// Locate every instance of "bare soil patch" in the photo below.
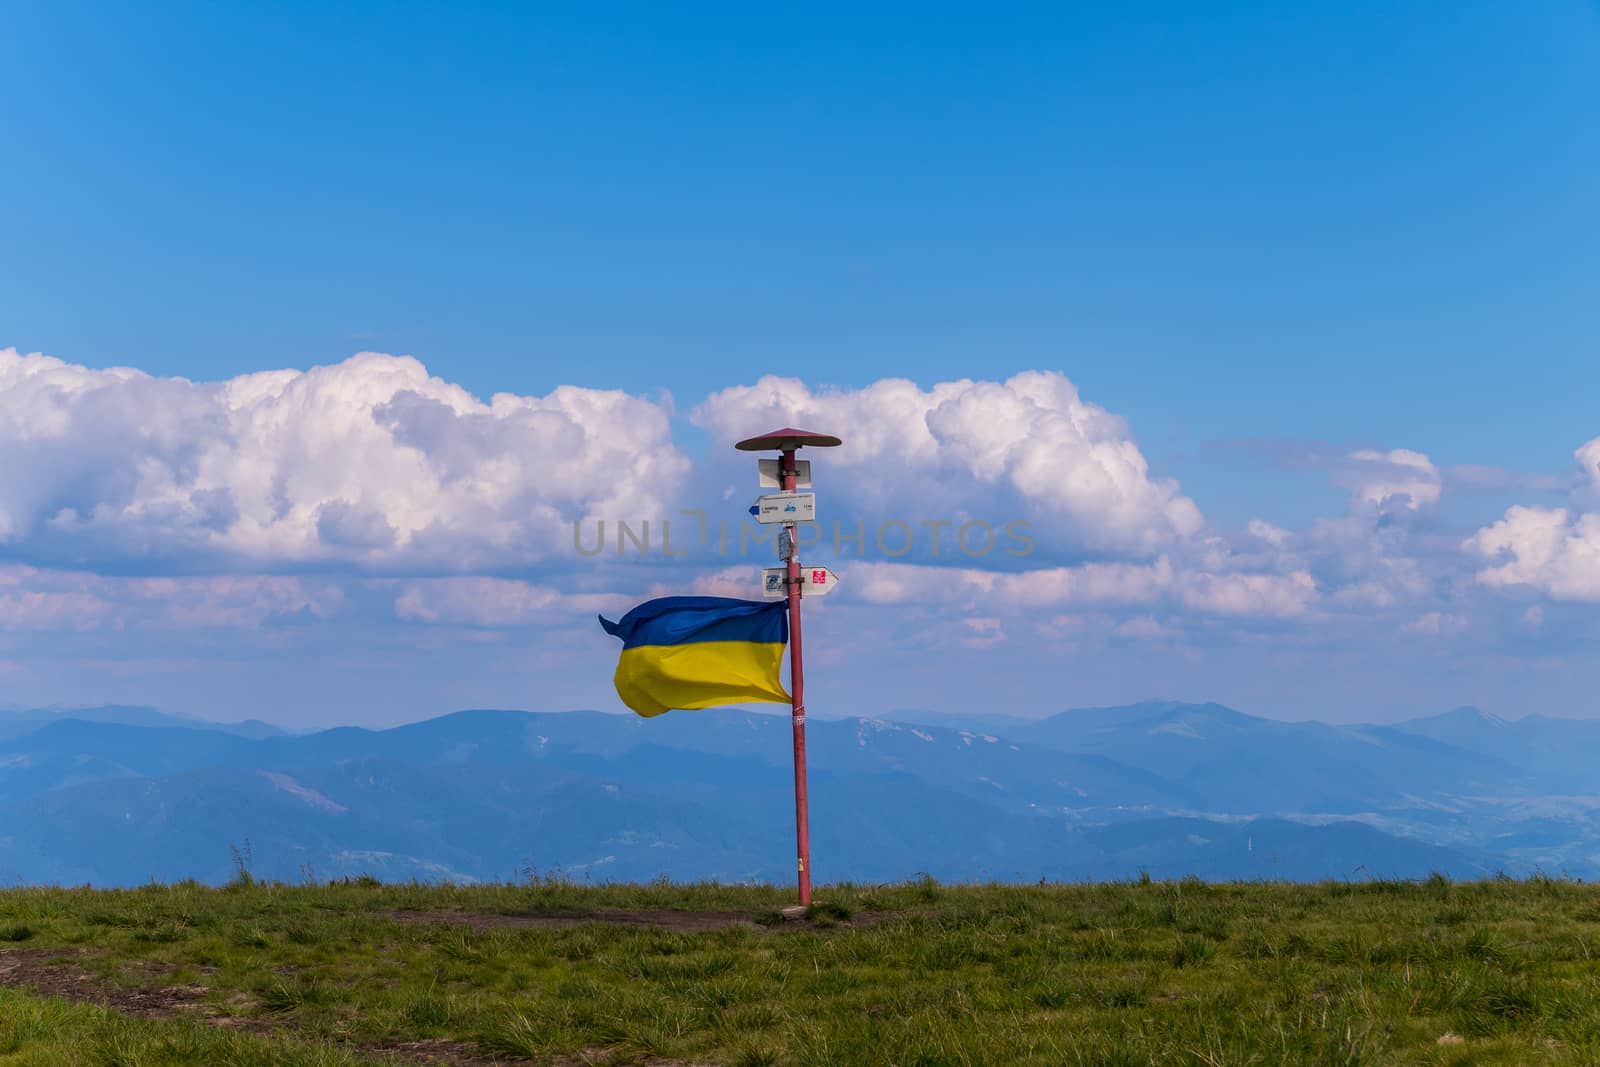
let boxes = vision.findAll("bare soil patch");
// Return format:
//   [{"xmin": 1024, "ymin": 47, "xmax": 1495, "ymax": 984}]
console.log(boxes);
[
  {"xmin": 0, "ymin": 947, "xmax": 209, "ymax": 1020},
  {"xmin": 385, "ymin": 908, "xmax": 763, "ymax": 933},
  {"xmin": 382, "ymin": 907, "xmax": 895, "ymax": 933},
  {"xmin": 0, "ymin": 948, "xmax": 510, "ymax": 1065},
  {"xmin": 359, "ymin": 1037, "xmax": 519, "ymax": 1065}
]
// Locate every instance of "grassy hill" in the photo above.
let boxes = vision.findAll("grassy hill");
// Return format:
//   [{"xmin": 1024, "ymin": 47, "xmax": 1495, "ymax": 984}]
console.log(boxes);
[{"xmin": 2, "ymin": 877, "xmax": 1599, "ymax": 1065}]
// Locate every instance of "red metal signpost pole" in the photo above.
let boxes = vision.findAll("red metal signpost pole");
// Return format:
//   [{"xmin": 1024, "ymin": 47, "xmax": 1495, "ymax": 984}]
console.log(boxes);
[
  {"xmin": 781, "ymin": 447, "xmax": 812, "ymax": 907},
  {"xmin": 735, "ymin": 427, "xmax": 840, "ymax": 910}
]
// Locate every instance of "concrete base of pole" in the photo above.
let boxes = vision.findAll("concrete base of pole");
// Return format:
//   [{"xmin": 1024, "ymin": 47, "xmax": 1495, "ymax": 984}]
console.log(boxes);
[{"xmin": 780, "ymin": 904, "xmax": 809, "ymax": 920}]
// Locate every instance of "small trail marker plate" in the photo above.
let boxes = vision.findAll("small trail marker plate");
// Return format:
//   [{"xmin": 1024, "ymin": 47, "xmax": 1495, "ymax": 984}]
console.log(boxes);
[
  {"xmin": 762, "ymin": 569, "xmax": 786, "ymax": 598},
  {"xmin": 758, "ymin": 458, "xmax": 812, "ymax": 488},
  {"xmin": 752, "ymin": 492, "xmax": 816, "ymax": 524},
  {"xmin": 762, "ymin": 565, "xmax": 841, "ymax": 598}
]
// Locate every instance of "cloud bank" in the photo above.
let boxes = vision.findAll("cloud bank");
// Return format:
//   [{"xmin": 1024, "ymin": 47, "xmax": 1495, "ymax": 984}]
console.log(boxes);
[
  {"xmin": 693, "ymin": 372, "xmax": 1203, "ymax": 558},
  {"xmin": 2, "ymin": 344, "xmax": 1595, "ymax": 662},
  {"xmin": 0, "ymin": 348, "xmax": 686, "ymax": 572}
]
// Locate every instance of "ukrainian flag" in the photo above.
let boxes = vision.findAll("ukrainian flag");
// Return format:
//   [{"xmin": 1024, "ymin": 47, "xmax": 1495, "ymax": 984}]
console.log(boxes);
[{"xmin": 599, "ymin": 596, "xmax": 791, "ymax": 717}]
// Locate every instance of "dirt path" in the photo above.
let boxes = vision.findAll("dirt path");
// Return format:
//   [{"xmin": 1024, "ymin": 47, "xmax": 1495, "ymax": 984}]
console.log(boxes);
[
  {"xmin": 385, "ymin": 907, "xmax": 764, "ymax": 933},
  {"xmin": 381, "ymin": 906, "xmax": 895, "ymax": 933},
  {"xmin": 0, "ymin": 947, "xmax": 212, "ymax": 1019},
  {"xmin": 0, "ymin": 947, "xmax": 506, "ymax": 1065}
]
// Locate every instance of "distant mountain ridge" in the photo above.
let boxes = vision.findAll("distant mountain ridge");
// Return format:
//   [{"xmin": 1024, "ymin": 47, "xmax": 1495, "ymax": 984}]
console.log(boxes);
[
  {"xmin": 0, "ymin": 704, "xmax": 284, "ymax": 742},
  {"xmin": 0, "ymin": 700, "xmax": 1591, "ymax": 887}
]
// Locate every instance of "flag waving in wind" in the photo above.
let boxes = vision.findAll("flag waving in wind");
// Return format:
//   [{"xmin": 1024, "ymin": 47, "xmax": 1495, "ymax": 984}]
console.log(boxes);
[{"xmin": 599, "ymin": 596, "xmax": 790, "ymax": 717}]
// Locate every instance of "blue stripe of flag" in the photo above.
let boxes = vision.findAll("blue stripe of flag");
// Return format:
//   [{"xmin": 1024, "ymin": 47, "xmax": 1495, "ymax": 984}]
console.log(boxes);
[{"xmin": 599, "ymin": 596, "xmax": 788, "ymax": 650}]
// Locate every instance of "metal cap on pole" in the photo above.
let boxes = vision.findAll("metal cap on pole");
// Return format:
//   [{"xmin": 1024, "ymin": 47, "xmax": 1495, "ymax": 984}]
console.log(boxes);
[
  {"xmin": 736, "ymin": 426, "xmax": 840, "ymax": 910},
  {"xmin": 735, "ymin": 428, "xmax": 843, "ymax": 452}
]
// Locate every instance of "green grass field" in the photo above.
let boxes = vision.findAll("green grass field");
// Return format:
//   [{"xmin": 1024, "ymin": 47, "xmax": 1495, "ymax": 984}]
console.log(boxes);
[{"xmin": 1, "ymin": 875, "xmax": 1598, "ymax": 1065}]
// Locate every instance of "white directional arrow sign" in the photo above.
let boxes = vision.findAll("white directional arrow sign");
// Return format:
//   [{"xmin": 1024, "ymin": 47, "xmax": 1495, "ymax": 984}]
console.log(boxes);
[
  {"xmin": 750, "ymin": 492, "xmax": 816, "ymax": 524},
  {"xmin": 758, "ymin": 458, "xmax": 812, "ymax": 489},
  {"xmin": 800, "ymin": 566, "xmax": 839, "ymax": 596},
  {"xmin": 762, "ymin": 565, "xmax": 841, "ymax": 599}
]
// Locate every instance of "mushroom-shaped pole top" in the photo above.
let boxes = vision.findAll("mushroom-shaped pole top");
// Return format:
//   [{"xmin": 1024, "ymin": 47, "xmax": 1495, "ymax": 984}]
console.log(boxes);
[{"xmin": 733, "ymin": 427, "xmax": 843, "ymax": 452}]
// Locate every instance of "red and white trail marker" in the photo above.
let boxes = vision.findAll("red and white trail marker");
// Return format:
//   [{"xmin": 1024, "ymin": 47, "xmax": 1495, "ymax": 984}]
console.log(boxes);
[{"xmin": 761, "ymin": 565, "xmax": 841, "ymax": 599}]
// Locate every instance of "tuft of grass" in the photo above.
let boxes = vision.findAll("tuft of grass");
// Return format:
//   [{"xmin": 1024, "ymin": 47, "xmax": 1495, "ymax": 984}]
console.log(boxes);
[
  {"xmin": 806, "ymin": 899, "xmax": 853, "ymax": 923},
  {"xmin": 1170, "ymin": 932, "xmax": 1217, "ymax": 968}
]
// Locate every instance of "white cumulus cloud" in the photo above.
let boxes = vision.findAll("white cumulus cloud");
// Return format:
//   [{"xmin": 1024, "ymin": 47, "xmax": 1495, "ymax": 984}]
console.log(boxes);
[
  {"xmin": 1466, "ymin": 506, "xmax": 1600, "ymax": 601},
  {"xmin": 394, "ymin": 578, "xmax": 626, "ymax": 626},
  {"xmin": 693, "ymin": 371, "xmax": 1202, "ymax": 557},
  {"xmin": 0, "ymin": 564, "xmax": 340, "ymax": 630},
  {"xmin": 0, "ymin": 348, "xmax": 687, "ymax": 572},
  {"xmin": 1174, "ymin": 569, "xmax": 1316, "ymax": 617},
  {"xmin": 1466, "ymin": 435, "xmax": 1600, "ymax": 602},
  {"xmin": 845, "ymin": 557, "xmax": 1314, "ymax": 619},
  {"xmin": 1341, "ymin": 448, "xmax": 1441, "ymax": 512}
]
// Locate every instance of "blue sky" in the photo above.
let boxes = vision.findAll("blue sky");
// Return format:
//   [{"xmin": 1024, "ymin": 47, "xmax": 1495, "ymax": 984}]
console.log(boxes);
[{"xmin": 2, "ymin": 2, "xmax": 1598, "ymax": 727}]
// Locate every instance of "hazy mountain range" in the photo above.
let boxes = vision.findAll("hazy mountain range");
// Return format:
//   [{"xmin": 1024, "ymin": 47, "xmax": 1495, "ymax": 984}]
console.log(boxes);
[{"xmin": 0, "ymin": 701, "xmax": 1593, "ymax": 887}]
